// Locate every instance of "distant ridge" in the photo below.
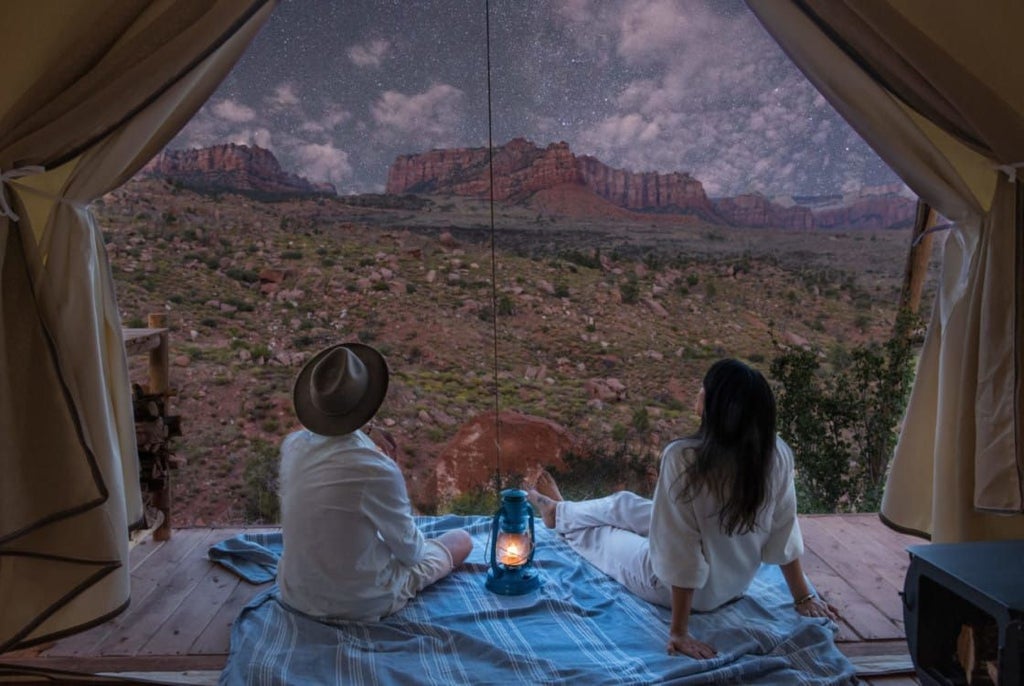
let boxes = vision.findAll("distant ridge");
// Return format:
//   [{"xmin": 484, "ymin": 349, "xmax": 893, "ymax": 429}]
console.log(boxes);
[
  {"xmin": 140, "ymin": 143, "xmax": 336, "ymax": 199},
  {"xmin": 386, "ymin": 138, "xmax": 916, "ymax": 230}
]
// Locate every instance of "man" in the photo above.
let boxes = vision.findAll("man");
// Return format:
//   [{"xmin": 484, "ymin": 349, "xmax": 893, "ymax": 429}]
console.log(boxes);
[{"xmin": 277, "ymin": 342, "xmax": 473, "ymax": 621}]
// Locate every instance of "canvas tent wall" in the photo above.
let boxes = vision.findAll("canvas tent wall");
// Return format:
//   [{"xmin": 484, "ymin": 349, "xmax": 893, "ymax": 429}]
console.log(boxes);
[
  {"xmin": 0, "ymin": 0, "xmax": 277, "ymax": 653},
  {"xmin": 746, "ymin": 0, "xmax": 1024, "ymax": 542}
]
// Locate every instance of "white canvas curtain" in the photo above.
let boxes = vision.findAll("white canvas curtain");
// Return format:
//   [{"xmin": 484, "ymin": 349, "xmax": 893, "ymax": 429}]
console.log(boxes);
[
  {"xmin": 0, "ymin": 0, "xmax": 276, "ymax": 651},
  {"xmin": 746, "ymin": 0, "xmax": 1024, "ymax": 542}
]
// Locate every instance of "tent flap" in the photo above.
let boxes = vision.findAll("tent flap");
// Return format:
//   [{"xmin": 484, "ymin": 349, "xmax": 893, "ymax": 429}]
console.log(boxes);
[
  {"xmin": 747, "ymin": 0, "xmax": 1024, "ymax": 541},
  {"xmin": 0, "ymin": 0, "xmax": 276, "ymax": 653}
]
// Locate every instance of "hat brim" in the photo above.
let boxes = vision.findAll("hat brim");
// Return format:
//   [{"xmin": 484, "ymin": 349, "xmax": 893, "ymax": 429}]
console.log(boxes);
[{"xmin": 292, "ymin": 343, "xmax": 389, "ymax": 436}]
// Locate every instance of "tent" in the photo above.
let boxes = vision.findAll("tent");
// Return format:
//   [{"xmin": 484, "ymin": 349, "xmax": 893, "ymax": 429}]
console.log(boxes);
[
  {"xmin": 1, "ymin": 0, "xmax": 1021, "ymax": 656},
  {"xmin": 0, "ymin": 0, "xmax": 277, "ymax": 653},
  {"xmin": 746, "ymin": 0, "xmax": 1024, "ymax": 542}
]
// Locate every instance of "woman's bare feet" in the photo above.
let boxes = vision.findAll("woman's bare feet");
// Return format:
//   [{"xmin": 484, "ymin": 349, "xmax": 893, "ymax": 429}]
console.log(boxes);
[
  {"xmin": 535, "ymin": 470, "xmax": 564, "ymax": 502},
  {"xmin": 527, "ymin": 470, "xmax": 563, "ymax": 529}
]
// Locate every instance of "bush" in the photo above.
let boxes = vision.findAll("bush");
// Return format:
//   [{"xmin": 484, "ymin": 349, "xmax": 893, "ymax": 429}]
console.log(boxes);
[
  {"xmin": 620, "ymin": 277, "xmax": 640, "ymax": 305},
  {"xmin": 770, "ymin": 309, "xmax": 918, "ymax": 513},
  {"xmin": 497, "ymin": 294, "xmax": 515, "ymax": 317},
  {"xmin": 243, "ymin": 439, "xmax": 280, "ymax": 523},
  {"xmin": 552, "ymin": 441, "xmax": 658, "ymax": 502}
]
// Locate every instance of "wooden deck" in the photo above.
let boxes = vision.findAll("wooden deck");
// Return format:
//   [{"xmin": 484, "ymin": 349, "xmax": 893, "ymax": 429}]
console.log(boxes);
[{"xmin": 1, "ymin": 514, "xmax": 923, "ymax": 684}]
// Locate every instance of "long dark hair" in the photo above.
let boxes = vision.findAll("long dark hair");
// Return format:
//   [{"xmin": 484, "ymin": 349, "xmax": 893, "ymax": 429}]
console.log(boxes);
[{"xmin": 675, "ymin": 358, "xmax": 777, "ymax": 536}]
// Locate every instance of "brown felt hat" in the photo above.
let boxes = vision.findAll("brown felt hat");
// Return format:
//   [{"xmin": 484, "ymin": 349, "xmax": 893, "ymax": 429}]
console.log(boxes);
[{"xmin": 292, "ymin": 343, "xmax": 389, "ymax": 436}]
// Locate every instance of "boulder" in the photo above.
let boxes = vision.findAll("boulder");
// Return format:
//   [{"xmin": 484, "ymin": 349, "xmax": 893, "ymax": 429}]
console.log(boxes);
[{"xmin": 434, "ymin": 411, "xmax": 580, "ymax": 507}]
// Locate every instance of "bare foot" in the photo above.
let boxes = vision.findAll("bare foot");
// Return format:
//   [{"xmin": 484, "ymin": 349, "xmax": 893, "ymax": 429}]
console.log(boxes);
[
  {"xmin": 527, "ymin": 489, "xmax": 558, "ymax": 529},
  {"xmin": 535, "ymin": 470, "xmax": 564, "ymax": 502},
  {"xmin": 527, "ymin": 471, "xmax": 563, "ymax": 529}
]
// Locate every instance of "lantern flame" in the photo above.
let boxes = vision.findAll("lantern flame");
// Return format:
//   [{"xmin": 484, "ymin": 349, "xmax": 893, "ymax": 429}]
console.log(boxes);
[{"xmin": 495, "ymin": 531, "xmax": 531, "ymax": 567}]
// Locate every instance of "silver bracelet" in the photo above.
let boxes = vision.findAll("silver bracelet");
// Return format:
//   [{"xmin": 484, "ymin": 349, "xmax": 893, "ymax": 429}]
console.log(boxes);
[{"xmin": 793, "ymin": 592, "xmax": 816, "ymax": 607}]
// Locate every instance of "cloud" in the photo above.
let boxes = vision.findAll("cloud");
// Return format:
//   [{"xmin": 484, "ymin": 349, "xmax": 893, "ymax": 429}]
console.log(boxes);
[
  {"xmin": 560, "ymin": 0, "xmax": 893, "ymax": 195},
  {"xmin": 371, "ymin": 84, "xmax": 466, "ymax": 145},
  {"xmin": 226, "ymin": 127, "xmax": 273, "ymax": 149},
  {"xmin": 294, "ymin": 143, "xmax": 353, "ymax": 184},
  {"xmin": 299, "ymin": 103, "xmax": 352, "ymax": 134},
  {"xmin": 616, "ymin": 0, "xmax": 691, "ymax": 63},
  {"xmin": 272, "ymin": 83, "xmax": 300, "ymax": 107},
  {"xmin": 348, "ymin": 39, "xmax": 391, "ymax": 68},
  {"xmin": 211, "ymin": 99, "xmax": 256, "ymax": 123}
]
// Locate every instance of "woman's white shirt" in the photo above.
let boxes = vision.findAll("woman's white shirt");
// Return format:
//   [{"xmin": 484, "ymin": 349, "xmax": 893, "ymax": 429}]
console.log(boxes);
[{"xmin": 648, "ymin": 435, "xmax": 803, "ymax": 611}]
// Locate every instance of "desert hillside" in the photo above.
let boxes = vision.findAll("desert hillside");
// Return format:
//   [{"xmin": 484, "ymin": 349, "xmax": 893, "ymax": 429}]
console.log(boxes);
[{"xmin": 98, "ymin": 178, "xmax": 937, "ymax": 526}]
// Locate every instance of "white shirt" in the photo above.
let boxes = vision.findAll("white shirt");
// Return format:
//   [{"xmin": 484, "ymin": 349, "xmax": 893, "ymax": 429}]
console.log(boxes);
[
  {"xmin": 648, "ymin": 435, "xmax": 803, "ymax": 611},
  {"xmin": 276, "ymin": 429, "xmax": 426, "ymax": 621}
]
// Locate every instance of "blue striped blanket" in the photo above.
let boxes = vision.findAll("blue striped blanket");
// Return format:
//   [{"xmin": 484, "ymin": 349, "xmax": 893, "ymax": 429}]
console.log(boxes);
[{"xmin": 215, "ymin": 515, "xmax": 856, "ymax": 685}]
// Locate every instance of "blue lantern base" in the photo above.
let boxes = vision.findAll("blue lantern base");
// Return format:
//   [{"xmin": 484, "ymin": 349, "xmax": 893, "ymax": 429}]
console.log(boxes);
[{"xmin": 485, "ymin": 565, "xmax": 541, "ymax": 595}]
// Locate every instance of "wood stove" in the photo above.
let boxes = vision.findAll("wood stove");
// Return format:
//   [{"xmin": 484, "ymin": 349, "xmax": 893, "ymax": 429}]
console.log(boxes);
[{"xmin": 903, "ymin": 540, "xmax": 1024, "ymax": 685}]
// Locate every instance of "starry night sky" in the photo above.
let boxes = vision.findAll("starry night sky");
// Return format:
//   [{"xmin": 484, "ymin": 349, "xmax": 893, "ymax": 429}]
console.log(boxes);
[{"xmin": 175, "ymin": 0, "xmax": 902, "ymax": 198}]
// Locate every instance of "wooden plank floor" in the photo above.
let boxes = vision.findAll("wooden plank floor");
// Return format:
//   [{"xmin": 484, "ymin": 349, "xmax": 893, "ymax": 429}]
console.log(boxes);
[{"xmin": 2, "ymin": 514, "xmax": 923, "ymax": 684}]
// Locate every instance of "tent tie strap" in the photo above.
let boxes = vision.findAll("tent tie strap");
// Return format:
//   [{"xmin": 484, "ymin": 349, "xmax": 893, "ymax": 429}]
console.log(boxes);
[
  {"xmin": 995, "ymin": 162, "xmax": 1024, "ymax": 184},
  {"xmin": 0, "ymin": 165, "xmax": 46, "ymax": 221}
]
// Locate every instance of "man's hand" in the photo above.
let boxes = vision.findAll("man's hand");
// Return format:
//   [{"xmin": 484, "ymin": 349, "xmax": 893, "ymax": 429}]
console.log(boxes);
[{"xmin": 667, "ymin": 631, "xmax": 717, "ymax": 659}]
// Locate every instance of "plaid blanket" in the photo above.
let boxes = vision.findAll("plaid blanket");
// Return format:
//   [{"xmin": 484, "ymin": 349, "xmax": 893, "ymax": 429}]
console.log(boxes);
[{"xmin": 215, "ymin": 515, "xmax": 856, "ymax": 685}]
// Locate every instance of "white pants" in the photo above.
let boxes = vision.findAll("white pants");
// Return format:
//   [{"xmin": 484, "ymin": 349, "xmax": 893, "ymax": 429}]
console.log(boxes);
[{"xmin": 555, "ymin": 491, "xmax": 671, "ymax": 608}]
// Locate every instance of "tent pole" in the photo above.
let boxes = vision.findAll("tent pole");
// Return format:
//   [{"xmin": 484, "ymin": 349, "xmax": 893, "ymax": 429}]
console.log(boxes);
[{"xmin": 895, "ymin": 200, "xmax": 936, "ymax": 337}]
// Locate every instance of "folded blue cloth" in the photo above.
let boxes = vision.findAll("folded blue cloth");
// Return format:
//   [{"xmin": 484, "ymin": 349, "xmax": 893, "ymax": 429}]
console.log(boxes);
[
  {"xmin": 207, "ymin": 531, "xmax": 282, "ymax": 584},
  {"xmin": 215, "ymin": 516, "xmax": 857, "ymax": 685}
]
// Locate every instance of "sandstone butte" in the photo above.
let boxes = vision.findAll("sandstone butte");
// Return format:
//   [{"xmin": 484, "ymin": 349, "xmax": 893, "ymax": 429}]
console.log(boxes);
[
  {"xmin": 141, "ymin": 138, "xmax": 917, "ymax": 230},
  {"xmin": 385, "ymin": 137, "xmax": 917, "ymax": 230}
]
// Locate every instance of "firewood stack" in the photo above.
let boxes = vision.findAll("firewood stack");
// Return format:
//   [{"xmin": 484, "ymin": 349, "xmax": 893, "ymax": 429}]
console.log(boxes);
[
  {"xmin": 956, "ymin": 621, "xmax": 1000, "ymax": 685},
  {"xmin": 133, "ymin": 382, "xmax": 182, "ymax": 541}
]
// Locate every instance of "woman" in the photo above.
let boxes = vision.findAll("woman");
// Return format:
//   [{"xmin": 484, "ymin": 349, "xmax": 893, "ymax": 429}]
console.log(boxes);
[{"xmin": 528, "ymin": 358, "xmax": 838, "ymax": 659}]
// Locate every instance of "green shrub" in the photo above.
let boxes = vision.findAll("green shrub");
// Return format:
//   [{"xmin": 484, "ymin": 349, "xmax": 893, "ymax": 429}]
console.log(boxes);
[
  {"xmin": 497, "ymin": 294, "xmax": 515, "ymax": 317},
  {"xmin": 771, "ymin": 309, "xmax": 917, "ymax": 513},
  {"xmin": 226, "ymin": 268, "xmax": 259, "ymax": 284},
  {"xmin": 243, "ymin": 439, "xmax": 280, "ymax": 523},
  {"xmin": 447, "ymin": 486, "xmax": 501, "ymax": 516},
  {"xmin": 620, "ymin": 278, "xmax": 640, "ymax": 305},
  {"xmin": 631, "ymin": 406, "xmax": 651, "ymax": 433},
  {"xmin": 552, "ymin": 442, "xmax": 657, "ymax": 502}
]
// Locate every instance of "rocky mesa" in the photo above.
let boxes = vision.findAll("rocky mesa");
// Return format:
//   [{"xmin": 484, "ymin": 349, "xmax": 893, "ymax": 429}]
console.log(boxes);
[
  {"xmin": 141, "ymin": 143, "xmax": 336, "ymax": 198},
  {"xmin": 388, "ymin": 137, "xmax": 719, "ymax": 220},
  {"xmin": 386, "ymin": 138, "xmax": 916, "ymax": 230}
]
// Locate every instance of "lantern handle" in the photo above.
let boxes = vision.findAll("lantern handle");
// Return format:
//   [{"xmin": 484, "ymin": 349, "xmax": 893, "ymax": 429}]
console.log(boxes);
[
  {"xmin": 487, "ymin": 509, "xmax": 502, "ymax": 573},
  {"xmin": 526, "ymin": 502, "xmax": 537, "ymax": 564}
]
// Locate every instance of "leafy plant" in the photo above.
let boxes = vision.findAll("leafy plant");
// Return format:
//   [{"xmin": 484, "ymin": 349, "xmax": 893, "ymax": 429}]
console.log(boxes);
[
  {"xmin": 771, "ymin": 309, "xmax": 918, "ymax": 513},
  {"xmin": 243, "ymin": 439, "xmax": 280, "ymax": 523}
]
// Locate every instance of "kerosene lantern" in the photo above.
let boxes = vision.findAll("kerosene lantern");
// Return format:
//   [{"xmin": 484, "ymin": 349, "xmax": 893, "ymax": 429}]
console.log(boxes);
[{"xmin": 485, "ymin": 488, "xmax": 541, "ymax": 595}]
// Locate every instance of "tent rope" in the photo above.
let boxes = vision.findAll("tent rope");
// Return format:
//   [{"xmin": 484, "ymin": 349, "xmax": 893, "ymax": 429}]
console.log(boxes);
[
  {"xmin": 0, "ymin": 166, "xmax": 45, "ymax": 221},
  {"xmin": 995, "ymin": 162, "xmax": 1024, "ymax": 184},
  {"xmin": 484, "ymin": 0, "xmax": 503, "ymax": 492}
]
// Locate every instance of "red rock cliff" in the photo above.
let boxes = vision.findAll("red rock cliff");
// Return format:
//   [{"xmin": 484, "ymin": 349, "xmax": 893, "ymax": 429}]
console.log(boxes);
[
  {"xmin": 576, "ymin": 155, "xmax": 716, "ymax": 217},
  {"xmin": 812, "ymin": 194, "xmax": 917, "ymax": 230},
  {"xmin": 141, "ymin": 144, "xmax": 335, "ymax": 196},
  {"xmin": 387, "ymin": 138, "xmax": 580, "ymax": 201},
  {"xmin": 713, "ymin": 194, "xmax": 815, "ymax": 229},
  {"xmin": 387, "ymin": 138, "xmax": 717, "ymax": 217}
]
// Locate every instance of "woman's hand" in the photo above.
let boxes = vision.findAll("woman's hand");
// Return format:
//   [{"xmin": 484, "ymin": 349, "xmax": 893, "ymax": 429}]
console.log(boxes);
[
  {"xmin": 795, "ymin": 596, "xmax": 840, "ymax": 621},
  {"xmin": 667, "ymin": 631, "xmax": 717, "ymax": 659}
]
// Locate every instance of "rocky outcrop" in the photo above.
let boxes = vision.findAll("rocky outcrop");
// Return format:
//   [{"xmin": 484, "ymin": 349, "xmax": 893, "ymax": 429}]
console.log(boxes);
[
  {"xmin": 387, "ymin": 138, "xmax": 580, "ymax": 201},
  {"xmin": 577, "ymin": 155, "xmax": 716, "ymax": 218},
  {"xmin": 386, "ymin": 138, "xmax": 916, "ymax": 229},
  {"xmin": 141, "ymin": 144, "xmax": 335, "ymax": 197},
  {"xmin": 387, "ymin": 138, "xmax": 716, "ymax": 217},
  {"xmin": 812, "ymin": 194, "xmax": 917, "ymax": 230},
  {"xmin": 433, "ymin": 410, "xmax": 580, "ymax": 507},
  {"xmin": 713, "ymin": 193, "xmax": 815, "ymax": 229}
]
